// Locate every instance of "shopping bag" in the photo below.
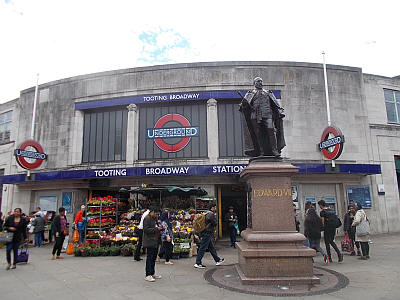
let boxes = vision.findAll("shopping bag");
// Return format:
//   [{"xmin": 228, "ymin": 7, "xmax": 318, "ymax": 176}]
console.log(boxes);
[
  {"xmin": 341, "ymin": 234, "xmax": 353, "ymax": 253},
  {"xmin": 72, "ymin": 229, "xmax": 79, "ymax": 243},
  {"xmin": 66, "ymin": 242, "xmax": 75, "ymax": 255},
  {"xmin": 16, "ymin": 244, "xmax": 29, "ymax": 263}
]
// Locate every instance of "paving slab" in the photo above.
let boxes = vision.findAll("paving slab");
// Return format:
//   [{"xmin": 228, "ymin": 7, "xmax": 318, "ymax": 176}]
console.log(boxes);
[{"xmin": 0, "ymin": 233, "xmax": 399, "ymax": 299}]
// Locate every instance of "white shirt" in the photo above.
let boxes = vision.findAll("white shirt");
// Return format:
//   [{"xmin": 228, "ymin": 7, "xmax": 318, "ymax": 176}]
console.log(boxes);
[{"xmin": 138, "ymin": 210, "xmax": 150, "ymax": 230}]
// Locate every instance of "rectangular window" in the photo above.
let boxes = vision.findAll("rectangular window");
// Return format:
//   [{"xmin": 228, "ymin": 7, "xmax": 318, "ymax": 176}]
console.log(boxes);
[
  {"xmin": 384, "ymin": 89, "xmax": 400, "ymax": 123},
  {"xmin": 0, "ymin": 111, "xmax": 12, "ymax": 144},
  {"xmin": 82, "ymin": 108, "xmax": 127, "ymax": 163}
]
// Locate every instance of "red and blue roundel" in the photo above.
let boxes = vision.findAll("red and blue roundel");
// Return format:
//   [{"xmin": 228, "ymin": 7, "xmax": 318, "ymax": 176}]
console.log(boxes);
[
  {"xmin": 14, "ymin": 140, "xmax": 47, "ymax": 170},
  {"xmin": 146, "ymin": 114, "xmax": 199, "ymax": 152},
  {"xmin": 318, "ymin": 126, "xmax": 345, "ymax": 160}
]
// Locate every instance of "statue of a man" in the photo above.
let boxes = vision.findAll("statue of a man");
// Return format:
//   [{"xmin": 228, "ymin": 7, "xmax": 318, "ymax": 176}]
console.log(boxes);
[{"xmin": 239, "ymin": 77, "xmax": 286, "ymax": 157}]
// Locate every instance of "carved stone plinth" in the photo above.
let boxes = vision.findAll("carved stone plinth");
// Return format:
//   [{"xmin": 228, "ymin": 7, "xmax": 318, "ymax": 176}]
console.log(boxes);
[{"xmin": 237, "ymin": 159, "xmax": 319, "ymax": 285}]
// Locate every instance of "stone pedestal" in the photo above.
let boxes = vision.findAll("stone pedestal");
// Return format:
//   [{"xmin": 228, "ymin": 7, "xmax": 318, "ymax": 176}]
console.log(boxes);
[{"xmin": 237, "ymin": 159, "xmax": 319, "ymax": 285}]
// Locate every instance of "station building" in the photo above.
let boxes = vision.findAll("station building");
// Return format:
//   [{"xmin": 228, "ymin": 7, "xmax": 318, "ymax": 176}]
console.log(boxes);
[{"xmin": 0, "ymin": 61, "xmax": 399, "ymax": 237}]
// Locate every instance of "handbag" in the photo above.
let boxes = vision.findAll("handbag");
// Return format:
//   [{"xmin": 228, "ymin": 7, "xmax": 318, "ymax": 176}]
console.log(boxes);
[
  {"xmin": 63, "ymin": 229, "xmax": 70, "ymax": 236},
  {"xmin": 66, "ymin": 242, "xmax": 75, "ymax": 255},
  {"xmin": 356, "ymin": 216, "xmax": 370, "ymax": 236},
  {"xmin": 0, "ymin": 232, "xmax": 14, "ymax": 243},
  {"xmin": 341, "ymin": 233, "xmax": 354, "ymax": 253}
]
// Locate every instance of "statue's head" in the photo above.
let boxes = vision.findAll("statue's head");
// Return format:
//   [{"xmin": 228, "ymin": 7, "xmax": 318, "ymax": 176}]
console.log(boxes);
[{"xmin": 253, "ymin": 77, "xmax": 263, "ymax": 89}]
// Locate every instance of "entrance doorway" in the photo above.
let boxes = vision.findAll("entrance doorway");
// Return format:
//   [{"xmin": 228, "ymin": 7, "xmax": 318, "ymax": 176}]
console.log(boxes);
[{"xmin": 219, "ymin": 184, "xmax": 247, "ymax": 237}]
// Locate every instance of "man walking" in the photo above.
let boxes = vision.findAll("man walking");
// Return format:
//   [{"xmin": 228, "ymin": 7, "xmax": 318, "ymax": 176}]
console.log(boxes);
[
  {"xmin": 143, "ymin": 206, "xmax": 162, "ymax": 282},
  {"xmin": 194, "ymin": 202, "xmax": 224, "ymax": 269},
  {"xmin": 318, "ymin": 200, "xmax": 343, "ymax": 263}
]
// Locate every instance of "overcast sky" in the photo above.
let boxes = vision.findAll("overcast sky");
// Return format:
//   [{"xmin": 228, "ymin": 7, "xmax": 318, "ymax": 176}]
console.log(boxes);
[{"xmin": 1, "ymin": 0, "xmax": 399, "ymax": 103}]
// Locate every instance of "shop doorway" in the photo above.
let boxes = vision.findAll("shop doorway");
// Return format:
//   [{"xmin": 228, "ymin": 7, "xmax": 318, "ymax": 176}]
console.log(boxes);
[{"xmin": 219, "ymin": 184, "xmax": 247, "ymax": 237}]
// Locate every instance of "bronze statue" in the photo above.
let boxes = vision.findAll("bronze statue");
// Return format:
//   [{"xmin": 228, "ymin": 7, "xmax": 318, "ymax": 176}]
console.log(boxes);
[{"xmin": 239, "ymin": 77, "xmax": 286, "ymax": 157}]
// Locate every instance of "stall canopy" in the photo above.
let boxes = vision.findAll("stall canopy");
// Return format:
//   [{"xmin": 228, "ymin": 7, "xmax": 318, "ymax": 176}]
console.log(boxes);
[{"xmin": 120, "ymin": 186, "xmax": 208, "ymax": 197}]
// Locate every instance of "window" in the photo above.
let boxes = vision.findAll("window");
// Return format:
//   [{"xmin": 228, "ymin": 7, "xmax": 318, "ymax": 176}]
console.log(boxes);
[
  {"xmin": 82, "ymin": 109, "xmax": 128, "ymax": 163},
  {"xmin": 384, "ymin": 89, "xmax": 400, "ymax": 123},
  {"xmin": 0, "ymin": 111, "xmax": 12, "ymax": 143}
]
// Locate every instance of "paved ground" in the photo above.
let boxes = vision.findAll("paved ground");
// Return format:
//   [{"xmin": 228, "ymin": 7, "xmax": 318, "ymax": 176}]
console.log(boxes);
[{"xmin": 1, "ymin": 233, "xmax": 400, "ymax": 300}]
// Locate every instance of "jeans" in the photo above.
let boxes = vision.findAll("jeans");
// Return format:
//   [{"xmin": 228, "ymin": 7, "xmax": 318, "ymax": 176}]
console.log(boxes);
[
  {"xmin": 6, "ymin": 241, "xmax": 19, "ymax": 265},
  {"xmin": 360, "ymin": 241, "xmax": 370, "ymax": 257},
  {"xmin": 34, "ymin": 232, "xmax": 43, "ymax": 247},
  {"xmin": 309, "ymin": 238, "xmax": 326, "ymax": 256},
  {"xmin": 134, "ymin": 229, "xmax": 143, "ymax": 259},
  {"xmin": 348, "ymin": 231, "xmax": 360, "ymax": 253},
  {"xmin": 196, "ymin": 232, "xmax": 221, "ymax": 265},
  {"xmin": 52, "ymin": 235, "xmax": 65, "ymax": 256},
  {"xmin": 324, "ymin": 229, "xmax": 341, "ymax": 260},
  {"xmin": 162, "ymin": 241, "xmax": 173, "ymax": 262},
  {"xmin": 145, "ymin": 247, "xmax": 158, "ymax": 276},
  {"xmin": 229, "ymin": 226, "xmax": 237, "ymax": 246},
  {"xmin": 78, "ymin": 229, "xmax": 85, "ymax": 244}
]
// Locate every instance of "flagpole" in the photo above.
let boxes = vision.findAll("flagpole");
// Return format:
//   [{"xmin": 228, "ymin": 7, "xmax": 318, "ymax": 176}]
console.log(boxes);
[
  {"xmin": 31, "ymin": 73, "xmax": 39, "ymax": 139},
  {"xmin": 322, "ymin": 52, "xmax": 335, "ymax": 167}
]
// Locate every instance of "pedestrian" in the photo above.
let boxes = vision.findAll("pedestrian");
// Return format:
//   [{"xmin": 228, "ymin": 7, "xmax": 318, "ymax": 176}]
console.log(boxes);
[
  {"xmin": 0, "ymin": 211, "xmax": 4, "ymax": 231},
  {"xmin": 293, "ymin": 203, "xmax": 300, "ymax": 232},
  {"xmin": 51, "ymin": 207, "xmax": 68, "ymax": 260},
  {"xmin": 134, "ymin": 208, "xmax": 149, "ymax": 261},
  {"xmin": 194, "ymin": 201, "xmax": 224, "ymax": 269},
  {"xmin": 160, "ymin": 210, "xmax": 174, "ymax": 265},
  {"xmin": 352, "ymin": 202, "xmax": 370, "ymax": 260},
  {"xmin": 344, "ymin": 205, "xmax": 361, "ymax": 256},
  {"xmin": 35, "ymin": 207, "xmax": 46, "ymax": 243},
  {"xmin": 318, "ymin": 200, "xmax": 343, "ymax": 263},
  {"xmin": 225, "ymin": 206, "xmax": 238, "ymax": 248},
  {"xmin": 47, "ymin": 211, "xmax": 56, "ymax": 243},
  {"xmin": 3, "ymin": 208, "xmax": 28, "ymax": 270},
  {"xmin": 304, "ymin": 203, "xmax": 329, "ymax": 264},
  {"xmin": 32, "ymin": 212, "xmax": 45, "ymax": 247},
  {"xmin": 143, "ymin": 206, "xmax": 163, "ymax": 282},
  {"xmin": 74, "ymin": 205, "xmax": 87, "ymax": 244}
]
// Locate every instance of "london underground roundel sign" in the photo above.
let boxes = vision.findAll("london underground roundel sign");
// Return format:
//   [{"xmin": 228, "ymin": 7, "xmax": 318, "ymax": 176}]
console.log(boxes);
[
  {"xmin": 146, "ymin": 113, "xmax": 199, "ymax": 153},
  {"xmin": 318, "ymin": 126, "xmax": 345, "ymax": 160},
  {"xmin": 14, "ymin": 140, "xmax": 47, "ymax": 170}
]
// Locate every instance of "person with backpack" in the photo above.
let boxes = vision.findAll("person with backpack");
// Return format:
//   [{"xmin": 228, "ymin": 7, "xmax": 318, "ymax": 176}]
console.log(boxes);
[
  {"xmin": 304, "ymin": 202, "xmax": 329, "ymax": 264},
  {"xmin": 318, "ymin": 200, "xmax": 343, "ymax": 263},
  {"xmin": 352, "ymin": 202, "xmax": 370, "ymax": 260},
  {"xmin": 194, "ymin": 201, "xmax": 224, "ymax": 269}
]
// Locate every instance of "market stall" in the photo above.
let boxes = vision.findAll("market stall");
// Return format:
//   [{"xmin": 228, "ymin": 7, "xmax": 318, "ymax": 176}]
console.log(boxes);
[{"xmin": 74, "ymin": 186, "xmax": 212, "ymax": 259}]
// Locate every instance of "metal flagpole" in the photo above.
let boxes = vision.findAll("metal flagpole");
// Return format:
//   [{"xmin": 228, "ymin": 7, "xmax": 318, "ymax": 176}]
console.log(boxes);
[
  {"xmin": 28, "ymin": 73, "xmax": 39, "ymax": 177},
  {"xmin": 31, "ymin": 73, "xmax": 39, "ymax": 139},
  {"xmin": 322, "ymin": 52, "xmax": 335, "ymax": 167}
]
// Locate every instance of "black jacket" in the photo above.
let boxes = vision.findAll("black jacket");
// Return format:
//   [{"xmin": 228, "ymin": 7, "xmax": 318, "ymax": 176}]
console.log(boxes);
[
  {"xmin": 204, "ymin": 211, "xmax": 217, "ymax": 234},
  {"xmin": 343, "ymin": 212, "xmax": 356, "ymax": 233},
  {"xmin": 304, "ymin": 210, "xmax": 323, "ymax": 240},
  {"xmin": 53, "ymin": 215, "xmax": 68, "ymax": 236},
  {"xmin": 4, "ymin": 215, "xmax": 27, "ymax": 243},
  {"xmin": 142, "ymin": 215, "xmax": 159, "ymax": 248},
  {"xmin": 225, "ymin": 213, "xmax": 237, "ymax": 229}
]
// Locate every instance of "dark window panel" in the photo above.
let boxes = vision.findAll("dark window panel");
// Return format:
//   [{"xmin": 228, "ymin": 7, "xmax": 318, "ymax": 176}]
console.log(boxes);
[
  {"xmin": 108, "ymin": 111, "xmax": 116, "ymax": 160},
  {"xmin": 121, "ymin": 110, "xmax": 127, "ymax": 160},
  {"xmin": 102, "ymin": 112, "xmax": 110, "ymax": 161},
  {"xmin": 115, "ymin": 110, "xmax": 123, "ymax": 160},
  {"xmin": 95, "ymin": 112, "xmax": 103, "ymax": 162},
  {"xmin": 82, "ymin": 113, "xmax": 90, "ymax": 162}
]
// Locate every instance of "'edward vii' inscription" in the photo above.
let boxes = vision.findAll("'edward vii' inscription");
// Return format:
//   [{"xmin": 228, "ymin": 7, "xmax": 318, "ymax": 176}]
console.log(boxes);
[{"xmin": 253, "ymin": 188, "xmax": 292, "ymax": 198}]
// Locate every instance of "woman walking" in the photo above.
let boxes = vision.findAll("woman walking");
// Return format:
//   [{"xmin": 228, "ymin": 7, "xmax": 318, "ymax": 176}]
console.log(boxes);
[
  {"xmin": 352, "ymin": 202, "xmax": 370, "ymax": 260},
  {"xmin": 51, "ymin": 207, "xmax": 68, "ymax": 260},
  {"xmin": 3, "ymin": 208, "xmax": 28, "ymax": 270},
  {"xmin": 160, "ymin": 210, "xmax": 174, "ymax": 265},
  {"xmin": 304, "ymin": 204, "xmax": 329, "ymax": 264}
]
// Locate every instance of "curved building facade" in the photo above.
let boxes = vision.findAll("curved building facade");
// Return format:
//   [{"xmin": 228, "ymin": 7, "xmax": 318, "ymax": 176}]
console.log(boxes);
[{"xmin": 0, "ymin": 61, "xmax": 399, "ymax": 236}]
